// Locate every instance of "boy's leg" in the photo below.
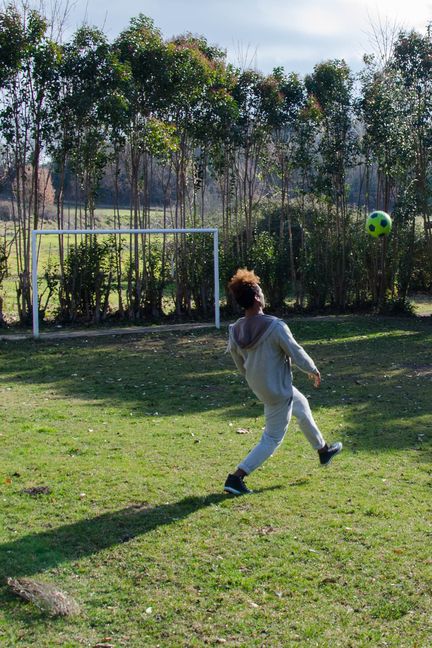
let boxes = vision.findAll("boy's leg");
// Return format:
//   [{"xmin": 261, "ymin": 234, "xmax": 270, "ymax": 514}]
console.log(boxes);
[
  {"xmin": 237, "ymin": 397, "xmax": 293, "ymax": 475},
  {"xmin": 291, "ymin": 386, "xmax": 326, "ymax": 450},
  {"xmin": 292, "ymin": 386, "xmax": 343, "ymax": 466}
]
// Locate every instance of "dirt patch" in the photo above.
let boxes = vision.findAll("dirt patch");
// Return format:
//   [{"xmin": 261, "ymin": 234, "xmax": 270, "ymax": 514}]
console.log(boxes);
[
  {"xmin": 400, "ymin": 364, "xmax": 432, "ymax": 376},
  {"xmin": 21, "ymin": 486, "xmax": 51, "ymax": 496}
]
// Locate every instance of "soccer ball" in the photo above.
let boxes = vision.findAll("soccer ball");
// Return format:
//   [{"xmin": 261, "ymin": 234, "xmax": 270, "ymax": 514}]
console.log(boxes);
[{"xmin": 366, "ymin": 211, "xmax": 392, "ymax": 238}]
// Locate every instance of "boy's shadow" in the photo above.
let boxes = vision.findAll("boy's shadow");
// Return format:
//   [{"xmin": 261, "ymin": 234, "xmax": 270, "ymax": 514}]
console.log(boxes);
[{"xmin": 1, "ymin": 487, "xmax": 280, "ymax": 582}]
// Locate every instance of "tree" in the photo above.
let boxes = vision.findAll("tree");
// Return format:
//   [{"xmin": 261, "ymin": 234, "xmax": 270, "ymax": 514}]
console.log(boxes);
[
  {"xmin": 115, "ymin": 15, "xmax": 178, "ymax": 319},
  {"xmin": 265, "ymin": 67, "xmax": 304, "ymax": 305},
  {"xmin": 304, "ymin": 60, "xmax": 358, "ymax": 309},
  {"xmin": 0, "ymin": 3, "xmax": 58, "ymax": 322},
  {"xmin": 391, "ymin": 30, "xmax": 432, "ymax": 250},
  {"xmin": 164, "ymin": 33, "xmax": 233, "ymax": 315},
  {"xmin": 359, "ymin": 53, "xmax": 412, "ymax": 307}
]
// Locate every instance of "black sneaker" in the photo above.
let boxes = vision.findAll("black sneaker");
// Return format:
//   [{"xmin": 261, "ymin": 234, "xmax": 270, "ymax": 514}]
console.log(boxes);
[
  {"xmin": 319, "ymin": 442, "xmax": 343, "ymax": 467},
  {"xmin": 224, "ymin": 474, "xmax": 252, "ymax": 495}
]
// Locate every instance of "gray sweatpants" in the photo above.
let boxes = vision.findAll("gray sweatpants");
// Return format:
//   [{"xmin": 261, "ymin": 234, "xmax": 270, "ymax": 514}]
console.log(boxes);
[{"xmin": 238, "ymin": 386, "xmax": 325, "ymax": 475}]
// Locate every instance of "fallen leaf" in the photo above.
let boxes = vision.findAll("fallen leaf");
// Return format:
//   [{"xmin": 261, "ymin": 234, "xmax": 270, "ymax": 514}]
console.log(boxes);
[{"xmin": 236, "ymin": 428, "xmax": 250, "ymax": 434}]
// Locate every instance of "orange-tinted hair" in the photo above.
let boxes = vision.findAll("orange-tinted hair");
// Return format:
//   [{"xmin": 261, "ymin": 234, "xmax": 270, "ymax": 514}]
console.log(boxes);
[{"xmin": 228, "ymin": 268, "xmax": 261, "ymax": 309}]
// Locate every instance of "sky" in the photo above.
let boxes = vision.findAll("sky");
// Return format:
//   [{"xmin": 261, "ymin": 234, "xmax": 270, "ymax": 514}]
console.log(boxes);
[{"xmin": 66, "ymin": 0, "xmax": 432, "ymax": 76}]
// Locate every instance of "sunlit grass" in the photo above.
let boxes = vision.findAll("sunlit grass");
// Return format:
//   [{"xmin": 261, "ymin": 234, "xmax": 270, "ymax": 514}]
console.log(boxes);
[{"xmin": 0, "ymin": 316, "xmax": 431, "ymax": 646}]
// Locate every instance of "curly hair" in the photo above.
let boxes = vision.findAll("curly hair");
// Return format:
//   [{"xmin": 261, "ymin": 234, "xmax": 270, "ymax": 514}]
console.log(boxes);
[{"xmin": 228, "ymin": 268, "xmax": 261, "ymax": 309}]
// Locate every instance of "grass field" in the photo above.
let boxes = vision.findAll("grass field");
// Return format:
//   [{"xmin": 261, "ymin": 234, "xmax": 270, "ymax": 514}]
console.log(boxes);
[
  {"xmin": 411, "ymin": 293, "xmax": 432, "ymax": 317},
  {"xmin": 0, "ymin": 316, "xmax": 431, "ymax": 647}
]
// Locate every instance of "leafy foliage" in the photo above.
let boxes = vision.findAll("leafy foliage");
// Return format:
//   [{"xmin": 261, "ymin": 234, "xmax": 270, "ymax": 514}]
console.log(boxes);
[{"xmin": 59, "ymin": 237, "xmax": 116, "ymax": 323}]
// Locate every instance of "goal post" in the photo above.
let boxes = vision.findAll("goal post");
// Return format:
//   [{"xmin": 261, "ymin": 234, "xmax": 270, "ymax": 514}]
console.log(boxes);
[{"xmin": 31, "ymin": 227, "xmax": 220, "ymax": 338}]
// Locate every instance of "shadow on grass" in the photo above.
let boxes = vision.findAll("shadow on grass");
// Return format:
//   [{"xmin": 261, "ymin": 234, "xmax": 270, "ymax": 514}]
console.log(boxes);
[
  {"xmin": 1, "ymin": 319, "xmax": 431, "ymax": 453},
  {"xmin": 0, "ymin": 487, "xmax": 281, "ymax": 584}
]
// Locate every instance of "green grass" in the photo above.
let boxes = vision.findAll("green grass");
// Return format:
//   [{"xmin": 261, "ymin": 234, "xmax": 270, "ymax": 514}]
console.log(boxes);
[
  {"xmin": 411, "ymin": 293, "xmax": 432, "ymax": 317},
  {"xmin": 0, "ymin": 316, "xmax": 431, "ymax": 647}
]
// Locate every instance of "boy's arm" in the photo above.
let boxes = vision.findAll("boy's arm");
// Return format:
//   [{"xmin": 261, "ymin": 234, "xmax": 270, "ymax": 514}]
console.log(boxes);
[
  {"xmin": 229, "ymin": 345, "xmax": 246, "ymax": 376},
  {"xmin": 277, "ymin": 322, "xmax": 319, "ymax": 376},
  {"xmin": 228, "ymin": 331, "xmax": 246, "ymax": 376}
]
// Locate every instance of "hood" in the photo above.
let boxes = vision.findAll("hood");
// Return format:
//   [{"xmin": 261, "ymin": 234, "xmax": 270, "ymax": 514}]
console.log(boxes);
[{"xmin": 231, "ymin": 314, "xmax": 278, "ymax": 349}]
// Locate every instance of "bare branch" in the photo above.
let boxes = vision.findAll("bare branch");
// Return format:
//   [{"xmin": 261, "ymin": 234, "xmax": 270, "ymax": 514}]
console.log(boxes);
[
  {"xmin": 363, "ymin": 9, "xmax": 403, "ymax": 67},
  {"xmin": 233, "ymin": 40, "xmax": 259, "ymax": 72}
]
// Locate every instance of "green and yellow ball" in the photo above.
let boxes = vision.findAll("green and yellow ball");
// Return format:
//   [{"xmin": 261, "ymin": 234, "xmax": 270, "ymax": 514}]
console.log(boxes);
[{"xmin": 366, "ymin": 210, "xmax": 392, "ymax": 238}]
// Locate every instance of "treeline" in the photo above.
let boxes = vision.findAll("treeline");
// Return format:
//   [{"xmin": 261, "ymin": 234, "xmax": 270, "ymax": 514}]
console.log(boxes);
[{"xmin": 1, "ymin": 3, "xmax": 432, "ymax": 326}]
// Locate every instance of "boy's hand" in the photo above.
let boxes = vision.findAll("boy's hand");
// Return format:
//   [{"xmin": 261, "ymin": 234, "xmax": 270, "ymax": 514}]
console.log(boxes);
[{"xmin": 308, "ymin": 370, "xmax": 321, "ymax": 388}]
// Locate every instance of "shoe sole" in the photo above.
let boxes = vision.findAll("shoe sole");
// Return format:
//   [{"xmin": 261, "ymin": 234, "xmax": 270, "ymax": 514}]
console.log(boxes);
[
  {"xmin": 224, "ymin": 486, "xmax": 251, "ymax": 495},
  {"xmin": 320, "ymin": 443, "xmax": 343, "ymax": 467}
]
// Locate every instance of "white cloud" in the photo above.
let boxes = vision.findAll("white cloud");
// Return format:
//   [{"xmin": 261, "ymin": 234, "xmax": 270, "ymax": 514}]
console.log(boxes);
[
  {"xmin": 65, "ymin": 0, "xmax": 432, "ymax": 74},
  {"xmin": 361, "ymin": 0, "xmax": 432, "ymax": 29},
  {"xmin": 248, "ymin": 0, "xmax": 432, "ymax": 72},
  {"xmin": 255, "ymin": 0, "xmax": 431, "ymax": 34},
  {"xmin": 256, "ymin": 0, "xmax": 357, "ymax": 37}
]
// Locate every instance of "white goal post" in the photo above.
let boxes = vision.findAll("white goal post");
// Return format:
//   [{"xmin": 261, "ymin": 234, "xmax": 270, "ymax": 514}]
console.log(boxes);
[{"xmin": 31, "ymin": 227, "xmax": 220, "ymax": 338}]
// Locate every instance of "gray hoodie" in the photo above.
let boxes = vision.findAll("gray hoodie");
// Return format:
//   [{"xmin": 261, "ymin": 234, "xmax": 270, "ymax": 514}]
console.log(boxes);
[{"xmin": 228, "ymin": 315, "xmax": 318, "ymax": 405}]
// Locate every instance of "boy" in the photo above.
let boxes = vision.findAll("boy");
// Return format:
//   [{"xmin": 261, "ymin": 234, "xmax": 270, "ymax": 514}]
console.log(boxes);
[{"xmin": 224, "ymin": 268, "xmax": 342, "ymax": 495}]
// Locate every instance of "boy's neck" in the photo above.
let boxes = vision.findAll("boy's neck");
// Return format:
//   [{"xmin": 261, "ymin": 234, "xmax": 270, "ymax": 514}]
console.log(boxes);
[{"xmin": 244, "ymin": 304, "xmax": 264, "ymax": 318}]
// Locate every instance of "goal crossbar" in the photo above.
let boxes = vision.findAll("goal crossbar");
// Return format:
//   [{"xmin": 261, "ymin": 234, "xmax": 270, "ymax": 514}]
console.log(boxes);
[{"xmin": 31, "ymin": 227, "xmax": 220, "ymax": 338}]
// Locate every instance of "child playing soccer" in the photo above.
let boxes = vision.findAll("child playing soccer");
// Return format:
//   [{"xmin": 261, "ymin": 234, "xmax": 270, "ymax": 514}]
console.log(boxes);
[{"xmin": 224, "ymin": 268, "xmax": 342, "ymax": 495}]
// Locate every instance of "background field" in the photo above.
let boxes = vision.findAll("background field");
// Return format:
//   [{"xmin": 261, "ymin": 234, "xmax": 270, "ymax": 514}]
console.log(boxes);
[
  {"xmin": 0, "ymin": 316, "xmax": 431, "ymax": 647},
  {"xmin": 1, "ymin": 207, "xmax": 179, "ymax": 322},
  {"xmin": 2, "ymin": 204, "xmax": 432, "ymax": 324}
]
